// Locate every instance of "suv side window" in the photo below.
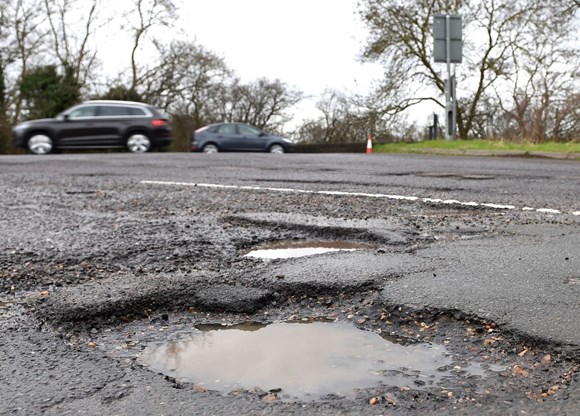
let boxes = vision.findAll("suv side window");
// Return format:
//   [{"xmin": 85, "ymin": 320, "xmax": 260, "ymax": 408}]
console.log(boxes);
[
  {"xmin": 129, "ymin": 107, "xmax": 147, "ymax": 116},
  {"xmin": 68, "ymin": 106, "xmax": 98, "ymax": 119},
  {"xmin": 98, "ymin": 106, "xmax": 134, "ymax": 117}
]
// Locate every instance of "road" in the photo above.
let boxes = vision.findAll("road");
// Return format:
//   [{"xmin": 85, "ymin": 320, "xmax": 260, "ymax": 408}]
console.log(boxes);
[{"xmin": 0, "ymin": 152, "xmax": 578, "ymax": 415}]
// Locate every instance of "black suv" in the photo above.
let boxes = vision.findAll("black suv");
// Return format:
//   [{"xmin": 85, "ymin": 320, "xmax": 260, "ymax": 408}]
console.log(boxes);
[{"xmin": 12, "ymin": 100, "xmax": 173, "ymax": 154}]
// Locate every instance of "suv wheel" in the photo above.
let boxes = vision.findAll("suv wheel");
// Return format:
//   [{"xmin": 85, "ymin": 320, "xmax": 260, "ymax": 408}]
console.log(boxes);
[
  {"xmin": 28, "ymin": 134, "xmax": 53, "ymax": 155},
  {"xmin": 269, "ymin": 144, "xmax": 285, "ymax": 154},
  {"xmin": 127, "ymin": 133, "xmax": 151, "ymax": 153}
]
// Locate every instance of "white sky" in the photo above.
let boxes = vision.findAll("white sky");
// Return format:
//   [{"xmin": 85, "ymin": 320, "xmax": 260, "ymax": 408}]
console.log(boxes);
[
  {"xmin": 97, "ymin": 0, "xmax": 405, "ymax": 128},
  {"xmin": 173, "ymin": 0, "xmax": 386, "ymax": 127},
  {"xmin": 177, "ymin": 0, "xmax": 382, "ymax": 96},
  {"xmin": 94, "ymin": 0, "xmax": 378, "ymax": 128},
  {"xmin": 93, "ymin": 0, "xmax": 442, "ymax": 128}
]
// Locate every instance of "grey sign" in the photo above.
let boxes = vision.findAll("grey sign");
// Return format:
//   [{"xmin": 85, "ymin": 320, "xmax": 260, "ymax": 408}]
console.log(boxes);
[{"xmin": 433, "ymin": 14, "xmax": 463, "ymax": 63}]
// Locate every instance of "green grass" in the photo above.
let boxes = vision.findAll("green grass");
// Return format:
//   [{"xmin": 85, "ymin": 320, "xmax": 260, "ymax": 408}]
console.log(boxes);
[{"xmin": 374, "ymin": 139, "xmax": 580, "ymax": 154}]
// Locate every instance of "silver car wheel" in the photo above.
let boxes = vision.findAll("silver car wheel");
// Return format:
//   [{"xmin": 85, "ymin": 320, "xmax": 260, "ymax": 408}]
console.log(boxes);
[
  {"xmin": 127, "ymin": 134, "xmax": 151, "ymax": 153},
  {"xmin": 203, "ymin": 144, "xmax": 219, "ymax": 153},
  {"xmin": 28, "ymin": 134, "xmax": 53, "ymax": 155},
  {"xmin": 269, "ymin": 144, "xmax": 285, "ymax": 154}
]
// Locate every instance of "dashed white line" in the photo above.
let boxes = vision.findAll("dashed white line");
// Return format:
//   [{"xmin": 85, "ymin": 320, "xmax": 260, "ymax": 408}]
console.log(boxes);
[
  {"xmin": 141, "ymin": 181, "xmax": 578, "ymax": 216},
  {"xmin": 536, "ymin": 208, "xmax": 562, "ymax": 214},
  {"xmin": 481, "ymin": 203, "xmax": 516, "ymax": 210}
]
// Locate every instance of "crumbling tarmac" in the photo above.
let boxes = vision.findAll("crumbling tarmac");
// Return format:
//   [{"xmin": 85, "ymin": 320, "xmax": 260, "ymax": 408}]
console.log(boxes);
[{"xmin": 1, "ymin": 154, "xmax": 578, "ymax": 415}]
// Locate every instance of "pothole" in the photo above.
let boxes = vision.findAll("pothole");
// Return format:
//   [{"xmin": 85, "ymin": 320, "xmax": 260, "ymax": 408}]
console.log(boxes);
[
  {"xmin": 138, "ymin": 321, "xmax": 503, "ymax": 401},
  {"xmin": 244, "ymin": 240, "xmax": 374, "ymax": 259}
]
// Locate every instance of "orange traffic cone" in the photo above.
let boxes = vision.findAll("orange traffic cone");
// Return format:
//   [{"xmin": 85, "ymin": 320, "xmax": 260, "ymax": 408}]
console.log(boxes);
[{"xmin": 366, "ymin": 134, "xmax": 373, "ymax": 154}]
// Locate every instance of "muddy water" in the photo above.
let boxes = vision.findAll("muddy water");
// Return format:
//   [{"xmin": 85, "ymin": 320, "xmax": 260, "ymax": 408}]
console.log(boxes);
[
  {"xmin": 140, "ymin": 322, "xmax": 461, "ymax": 400},
  {"xmin": 244, "ymin": 240, "xmax": 374, "ymax": 259}
]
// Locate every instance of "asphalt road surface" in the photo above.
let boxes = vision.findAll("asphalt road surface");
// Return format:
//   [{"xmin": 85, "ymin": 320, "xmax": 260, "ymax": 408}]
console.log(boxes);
[{"xmin": 0, "ymin": 152, "xmax": 578, "ymax": 415}]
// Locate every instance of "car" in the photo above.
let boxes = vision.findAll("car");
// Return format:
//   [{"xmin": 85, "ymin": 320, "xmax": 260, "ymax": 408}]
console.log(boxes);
[
  {"xmin": 191, "ymin": 123, "xmax": 295, "ymax": 153},
  {"xmin": 12, "ymin": 100, "xmax": 173, "ymax": 155}
]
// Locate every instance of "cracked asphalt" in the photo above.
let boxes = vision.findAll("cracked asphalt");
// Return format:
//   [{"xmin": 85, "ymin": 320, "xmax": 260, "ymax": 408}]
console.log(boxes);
[{"xmin": 0, "ymin": 152, "xmax": 578, "ymax": 415}]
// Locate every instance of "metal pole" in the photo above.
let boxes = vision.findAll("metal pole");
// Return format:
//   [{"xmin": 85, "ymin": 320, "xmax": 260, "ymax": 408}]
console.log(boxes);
[
  {"xmin": 451, "ymin": 64, "xmax": 456, "ymax": 140},
  {"xmin": 444, "ymin": 15, "xmax": 456, "ymax": 141}
]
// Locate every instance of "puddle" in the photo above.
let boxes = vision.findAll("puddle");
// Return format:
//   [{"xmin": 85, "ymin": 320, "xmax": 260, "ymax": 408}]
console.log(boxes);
[
  {"xmin": 139, "ymin": 322, "xmax": 497, "ymax": 401},
  {"xmin": 244, "ymin": 240, "xmax": 373, "ymax": 259}
]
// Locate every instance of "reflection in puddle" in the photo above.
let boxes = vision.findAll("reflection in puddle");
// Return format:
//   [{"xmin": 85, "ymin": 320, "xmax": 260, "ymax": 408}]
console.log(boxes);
[
  {"xmin": 139, "ymin": 322, "xmax": 489, "ymax": 401},
  {"xmin": 245, "ymin": 240, "xmax": 374, "ymax": 259}
]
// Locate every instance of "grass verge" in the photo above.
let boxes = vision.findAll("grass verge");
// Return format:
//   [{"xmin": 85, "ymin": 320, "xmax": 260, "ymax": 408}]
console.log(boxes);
[{"xmin": 374, "ymin": 139, "xmax": 580, "ymax": 155}]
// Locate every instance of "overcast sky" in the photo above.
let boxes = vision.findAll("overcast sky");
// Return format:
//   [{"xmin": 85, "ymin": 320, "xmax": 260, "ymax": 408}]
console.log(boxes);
[
  {"xmin": 179, "ymin": 0, "xmax": 381, "ymax": 91},
  {"xmin": 97, "ymin": 0, "xmax": 387, "ymax": 127},
  {"xmin": 175, "ymin": 0, "xmax": 384, "ymax": 125}
]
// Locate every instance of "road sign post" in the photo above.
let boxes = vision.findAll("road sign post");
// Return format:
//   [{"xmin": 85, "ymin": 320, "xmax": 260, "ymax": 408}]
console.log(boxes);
[{"xmin": 433, "ymin": 14, "xmax": 462, "ymax": 141}]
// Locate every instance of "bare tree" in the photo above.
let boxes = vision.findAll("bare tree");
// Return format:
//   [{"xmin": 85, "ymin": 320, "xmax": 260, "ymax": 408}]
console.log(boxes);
[
  {"xmin": 0, "ymin": 35, "xmax": 9, "ymax": 151},
  {"xmin": 294, "ymin": 89, "xmax": 419, "ymax": 143},
  {"xmin": 150, "ymin": 40, "xmax": 232, "ymax": 122},
  {"xmin": 134, "ymin": 40, "xmax": 231, "ymax": 150},
  {"xmin": 553, "ymin": 93, "xmax": 580, "ymax": 141},
  {"xmin": 125, "ymin": 0, "xmax": 177, "ymax": 92},
  {"xmin": 2, "ymin": 0, "xmax": 48, "ymax": 122},
  {"xmin": 214, "ymin": 78, "xmax": 303, "ymax": 132},
  {"xmin": 492, "ymin": 1, "xmax": 580, "ymax": 142},
  {"xmin": 358, "ymin": 0, "xmax": 580, "ymax": 141},
  {"xmin": 1, "ymin": 0, "xmax": 105, "ymax": 124},
  {"xmin": 43, "ymin": 0, "xmax": 102, "ymax": 90},
  {"xmin": 0, "ymin": 4, "xmax": 9, "ymax": 122},
  {"xmin": 310, "ymin": 89, "xmax": 364, "ymax": 143}
]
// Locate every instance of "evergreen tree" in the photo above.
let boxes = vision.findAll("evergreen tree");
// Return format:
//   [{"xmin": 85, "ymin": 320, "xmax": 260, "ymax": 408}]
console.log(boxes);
[{"xmin": 19, "ymin": 64, "xmax": 81, "ymax": 120}]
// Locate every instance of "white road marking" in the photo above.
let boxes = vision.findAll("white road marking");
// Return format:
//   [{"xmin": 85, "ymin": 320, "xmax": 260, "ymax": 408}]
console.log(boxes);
[
  {"xmin": 481, "ymin": 203, "xmax": 517, "ymax": 210},
  {"xmin": 141, "ymin": 181, "xmax": 578, "ymax": 216},
  {"xmin": 536, "ymin": 208, "xmax": 561, "ymax": 214}
]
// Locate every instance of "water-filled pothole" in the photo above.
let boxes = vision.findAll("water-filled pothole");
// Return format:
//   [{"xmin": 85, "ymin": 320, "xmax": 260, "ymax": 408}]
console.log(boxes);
[
  {"xmin": 244, "ymin": 240, "xmax": 374, "ymax": 259},
  {"xmin": 139, "ymin": 322, "xmax": 499, "ymax": 401}
]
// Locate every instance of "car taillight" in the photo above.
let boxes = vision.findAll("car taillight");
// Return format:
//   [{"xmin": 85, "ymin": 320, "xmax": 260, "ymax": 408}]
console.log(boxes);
[{"xmin": 151, "ymin": 119, "xmax": 167, "ymax": 127}]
